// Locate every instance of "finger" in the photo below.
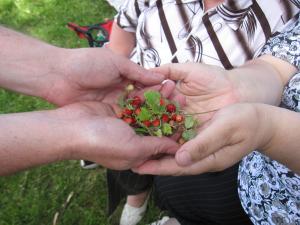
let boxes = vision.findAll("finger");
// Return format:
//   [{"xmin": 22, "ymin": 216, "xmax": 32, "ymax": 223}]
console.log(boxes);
[
  {"xmin": 128, "ymin": 80, "xmax": 176, "ymax": 101},
  {"xmin": 138, "ymin": 136, "xmax": 179, "ymax": 157},
  {"xmin": 182, "ymin": 143, "xmax": 248, "ymax": 174},
  {"xmin": 128, "ymin": 84, "xmax": 162, "ymax": 101},
  {"xmin": 159, "ymin": 80, "xmax": 176, "ymax": 98},
  {"xmin": 134, "ymin": 145, "xmax": 241, "ymax": 176},
  {"xmin": 150, "ymin": 63, "xmax": 191, "ymax": 81},
  {"xmin": 168, "ymin": 89, "xmax": 186, "ymax": 107},
  {"xmin": 175, "ymin": 117, "xmax": 234, "ymax": 166},
  {"xmin": 133, "ymin": 156, "xmax": 184, "ymax": 175},
  {"xmin": 118, "ymin": 57, "xmax": 165, "ymax": 85}
]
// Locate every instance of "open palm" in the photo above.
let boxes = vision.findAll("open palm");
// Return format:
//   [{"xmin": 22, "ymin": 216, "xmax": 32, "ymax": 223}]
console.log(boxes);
[{"xmin": 152, "ymin": 63, "xmax": 240, "ymax": 121}]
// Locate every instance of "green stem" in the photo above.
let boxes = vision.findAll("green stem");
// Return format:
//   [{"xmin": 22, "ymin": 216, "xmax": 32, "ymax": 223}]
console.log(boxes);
[{"xmin": 183, "ymin": 108, "xmax": 220, "ymax": 116}]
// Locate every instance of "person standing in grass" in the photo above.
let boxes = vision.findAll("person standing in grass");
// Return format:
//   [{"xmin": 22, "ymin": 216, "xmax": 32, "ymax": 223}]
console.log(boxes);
[{"xmin": 0, "ymin": 26, "xmax": 178, "ymax": 176}]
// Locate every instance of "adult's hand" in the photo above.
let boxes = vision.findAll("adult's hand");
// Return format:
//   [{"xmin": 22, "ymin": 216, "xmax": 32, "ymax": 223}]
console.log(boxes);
[
  {"xmin": 151, "ymin": 63, "xmax": 238, "ymax": 121},
  {"xmin": 133, "ymin": 103, "xmax": 272, "ymax": 176},
  {"xmin": 63, "ymin": 102, "xmax": 179, "ymax": 170},
  {"xmin": 151, "ymin": 58, "xmax": 290, "ymax": 120},
  {"xmin": 43, "ymin": 48, "xmax": 165, "ymax": 106},
  {"xmin": 0, "ymin": 101, "xmax": 178, "ymax": 176},
  {"xmin": 0, "ymin": 26, "xmax": 164, "ymax": 106},
  {"xmin": 134, "ymin": 102, "xmax": 300, "ymax": 175}
]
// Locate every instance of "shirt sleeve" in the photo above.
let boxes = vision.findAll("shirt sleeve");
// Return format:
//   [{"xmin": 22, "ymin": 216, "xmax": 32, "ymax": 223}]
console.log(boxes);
[
  {"xmin": 260, "ymin": 13, "xmax": 300, "ymax": 70},
  {"xmin": 115, "ymin": 0, "xmax": 142, "ymax": 33}
]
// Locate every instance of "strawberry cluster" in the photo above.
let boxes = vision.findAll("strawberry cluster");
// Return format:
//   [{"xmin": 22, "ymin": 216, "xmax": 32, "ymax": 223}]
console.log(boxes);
[{"xmin": 118, "ymin": 90, "xmax": 198, "ymax": 143}]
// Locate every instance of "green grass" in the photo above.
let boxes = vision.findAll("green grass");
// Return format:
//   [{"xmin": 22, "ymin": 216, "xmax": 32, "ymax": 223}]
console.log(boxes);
[{"xmin": 0, "ymin": 1, "xmax": 161, "ymax": 224}]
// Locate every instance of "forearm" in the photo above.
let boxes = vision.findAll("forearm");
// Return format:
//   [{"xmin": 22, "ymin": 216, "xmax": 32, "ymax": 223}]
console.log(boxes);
[
  {"xmin": 230, "ymin": 55, "xmax": 297, "ymax": 105},
  {"xmin": 108, "ymin": 22, "xmax": 135, "ymax": 57},
  {"xmin": 0, "ymin": 110, "xmax": 77, "ymax": 176},
  {"xmin": 0, "ymin": 26, "xmax": 67, "ymax": 98},
  {"xmin": 257, "ymin": 104, "xmax": 300, "ymax": 173}
]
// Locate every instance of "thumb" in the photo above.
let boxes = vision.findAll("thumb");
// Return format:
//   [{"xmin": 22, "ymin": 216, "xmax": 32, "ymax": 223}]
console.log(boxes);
[
  {"xmin": 150, "ymin": 63, "xmax": 191, "ymax": 81},
  {"xmin": 118, "ymin": 57, "xmax": 165, "ymax": 85},
  {"xmin": 138, "ymin": 136, "xmax": 179, "ymax": 157},
  {"xmin": 175, "ymin": 118, "xmax": 231, "ymax": 166}
]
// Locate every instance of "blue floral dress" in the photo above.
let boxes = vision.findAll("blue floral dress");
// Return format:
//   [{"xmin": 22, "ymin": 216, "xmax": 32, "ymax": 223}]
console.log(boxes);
[{"xmin": 238, "ymin": 14, "xmax": 300, "ymax": 225}]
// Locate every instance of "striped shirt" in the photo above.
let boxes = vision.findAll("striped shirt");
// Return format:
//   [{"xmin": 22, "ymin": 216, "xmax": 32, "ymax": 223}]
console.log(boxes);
[{"xmin": 116, "ymin": 0, "xmax": 299, "ymax": 69}]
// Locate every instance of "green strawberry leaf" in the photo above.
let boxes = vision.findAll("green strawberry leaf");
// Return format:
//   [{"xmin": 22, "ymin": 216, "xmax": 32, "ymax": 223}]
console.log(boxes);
[
  {"xmin": 184, "ymin": 116, "xmax": 197, "ymax": 129},
  {"xmin": 118, "ymin": 94, "xmax": 126, "ymax": 108},
  {"xmin": 162, "ymin": 123, "xmax": 173, "ymax": 136},
  {"xmin": 136, "ymin": 107, "xmax": 152, "ymax": 121},
  {"xmin": 182, "ymin": 129, "xmax": 197, "ymax": 141},
  {"xmin": 154, "ymin": 129, "xmax": 163, "ymax": 137},
  {"xmin": 144, "ymin": 91, "xmax": 164, "ymax": 114},
  {"xmin": 134, "ymin": 127, "xmax": 149, "ymax": 135}
]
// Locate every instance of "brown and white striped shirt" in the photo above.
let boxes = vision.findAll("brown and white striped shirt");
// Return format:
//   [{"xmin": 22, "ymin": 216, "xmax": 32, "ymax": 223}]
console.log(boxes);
[{"xmin": 116, "ymin": 0, "xmax": 299, "ymax": 69}]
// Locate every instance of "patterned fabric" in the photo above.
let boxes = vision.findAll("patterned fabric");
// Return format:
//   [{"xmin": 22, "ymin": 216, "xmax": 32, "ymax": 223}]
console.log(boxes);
[
  {"xmin": 115, "ymin": 1, "xmax": 300, "ymax": 224},
  {"xmin": 238, "ymin": 14, "xmax": 300, "ymax": 225},
  {"xmin": 116, "ymin": 0, "xmax": 299, "ymax": 69},
  {"xmin": 239, "ymin": 152, "xmax": 300, "ymax": 225}
]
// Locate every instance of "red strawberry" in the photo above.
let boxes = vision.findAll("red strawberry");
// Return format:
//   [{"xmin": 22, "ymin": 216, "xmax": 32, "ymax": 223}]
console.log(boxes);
[
  {"xmin": 152, "ymin": 119, "xmax": 160, "ymax": 127},
  {"xmin": 134, "ymin": 108, "xmax": 141, "ymax": 115},
  {"xmin": 143, "ymin": 120, "xmax": 151, "ymax": 127},
  {"xmin": 123, "ymin": 117, "xmax": 134, "ymax": 124},
  {"xmin": 160, "ymin": 99, "xmax": 165, "ymax": 106},
  {"xmin": 123, "ymin": 108, "xmax": 133, "ymax": 116},
  {"xmin": 117, "ymin": 112, "xmax": 123, "ymax": 118},
  {"xmin": 176, "ymin": 114, "xmax": 184, "ymax": 122},
  {"xmin": 171, "ymin": 114, "xmax": 177, "ymax": 121},
  {"xmin": 166, "ymin": 104, "xmax": 176, "ymax": 113},
  {"xmin": 131, "ymin": 96, "xmax": 142, "ymax": 108},
  {"xmin": 161, "ymin": 114, "xmax": 169, "ymax": 122},
  {"xmin": 131, "ymin": 118, "xmax": 136, "ymax": 124}
]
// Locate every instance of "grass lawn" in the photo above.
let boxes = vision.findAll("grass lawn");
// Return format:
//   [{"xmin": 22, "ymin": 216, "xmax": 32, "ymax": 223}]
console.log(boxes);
[{"xmin": 0, "ymin": 1, "xmax": 161, "ymax": 224}]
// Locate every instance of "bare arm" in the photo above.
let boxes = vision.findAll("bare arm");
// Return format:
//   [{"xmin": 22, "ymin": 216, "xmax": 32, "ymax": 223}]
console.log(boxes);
[
  {"xmin": 0, "ymin": 26, "xmax": 164, "ymax": 106},
  {"xmin": 0, "ymin": 102, "xmax": 178, "ymax": 176},
  {"xmin": 108, "ymin": 22, "xmax": 136, "ymax": 57},
  {"xmin": 260, "ymin": 104, "xmax": 300, "ymax": 173},
  {"xmin": 230, "ymin": 55, "xmax": 297, "ymax": 105},
  {"xmin": 0, "ymin": 110, "xmax": 77, "ymax": 176},
  {"xmin": 0, "ymin": 26, "xmax": 66, "ymax": 99}
]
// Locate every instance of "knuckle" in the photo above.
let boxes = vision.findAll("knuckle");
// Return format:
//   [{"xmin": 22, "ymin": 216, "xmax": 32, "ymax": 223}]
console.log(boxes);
[
  {"xmin": 192, "ymin": 141, "xmax": 210, "ymax": 161},
  {"xmin": 208, "ymin": 153, "xmax": 225, "ymax": 172}
]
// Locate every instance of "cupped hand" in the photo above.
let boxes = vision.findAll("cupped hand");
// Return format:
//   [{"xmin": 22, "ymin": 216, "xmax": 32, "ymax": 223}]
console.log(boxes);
[
  {"xmin": 43, "ymin": 48, "xmax": 165, "ymax": 107},
  {"xmin": 133, "ymin": 103, "xmax": 272, "ymax": 175},
  {"xmin": 55, "ymin": 101, "xmax": 179, "ymax": 170},
  {"xmin": 151, "ymin": 63, "xmax": 240, "ymax": 121}
]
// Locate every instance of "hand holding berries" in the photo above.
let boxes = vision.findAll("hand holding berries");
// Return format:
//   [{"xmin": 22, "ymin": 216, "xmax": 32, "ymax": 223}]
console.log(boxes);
[{"xmin": 118, "ymin": 90, "xmax": 199, "ymax": 143}]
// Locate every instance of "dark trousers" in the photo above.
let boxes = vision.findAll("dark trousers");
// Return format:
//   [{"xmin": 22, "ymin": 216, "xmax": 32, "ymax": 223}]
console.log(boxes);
[
  {"xmin": 106, "ymin": 164, "xmax": 252, "ymax": 225},
  {"xmin": 106, "ymin": 169, "xmax": 152, "ymax": 215}
]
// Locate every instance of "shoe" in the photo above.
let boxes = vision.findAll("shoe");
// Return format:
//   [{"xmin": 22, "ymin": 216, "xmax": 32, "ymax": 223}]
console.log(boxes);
[
  {"xmin": 149, "ymin": 216, "xmax": 170, "ymax": 225},
  {"xmin": 80, "ymin": 160, "xmax": 98, "ymax": 169},
  {"xmin": 119, "ymin": 197, "xmax": 149, "ymax": 225}
]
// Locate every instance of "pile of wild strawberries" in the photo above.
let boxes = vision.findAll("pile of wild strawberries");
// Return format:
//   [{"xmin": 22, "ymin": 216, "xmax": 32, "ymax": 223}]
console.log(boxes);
[{"xmin": 118, "ymin": 90, "xmax": 198, "ymax": 144}]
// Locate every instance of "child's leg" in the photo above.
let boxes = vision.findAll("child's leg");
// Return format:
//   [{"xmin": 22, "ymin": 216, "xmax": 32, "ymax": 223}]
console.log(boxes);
[
  {"xmin": 126, "ymin": 190, "xmax": 149, "ymax": 207},
  {"xmin": 120, "ymin": 190, "xmax": 150, "ymax": 225},
  {"xmin": 107, "ymin": 169, "xmax": 153, "ymax": 225}
]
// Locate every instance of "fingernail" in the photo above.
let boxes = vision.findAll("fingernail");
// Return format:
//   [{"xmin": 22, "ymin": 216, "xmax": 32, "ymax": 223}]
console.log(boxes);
[{"xmin": 176, "ymin": 151, "xmax": 192, "ymax": 166}]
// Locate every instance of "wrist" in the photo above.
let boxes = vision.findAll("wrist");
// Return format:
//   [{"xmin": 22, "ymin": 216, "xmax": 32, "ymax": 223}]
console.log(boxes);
[
  {"xmin": 229, "ymin": 59, "xmax": 284, "ymax": 105},
  {"xmin": 254, "ymin": 104, "xmax": 277, "ymax": 152},
  {"xmin": 36, "ymin": 109, "xmax": 80, "ymax": 162},
  {"xmin": 0, "ymin": 110, "xmax": 79, "ymax": 175}
]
